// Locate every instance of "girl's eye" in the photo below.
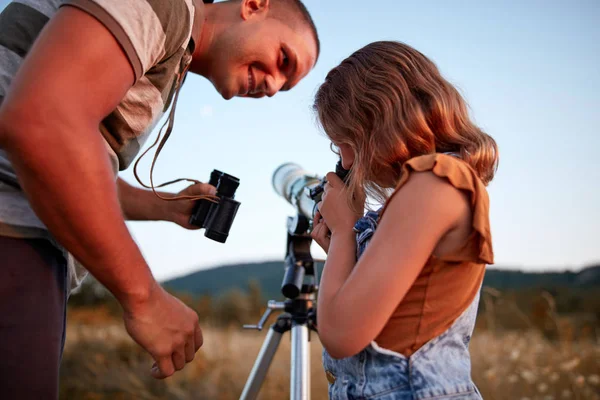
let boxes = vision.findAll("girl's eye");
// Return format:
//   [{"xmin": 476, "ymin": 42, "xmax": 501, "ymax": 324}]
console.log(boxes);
[{"xmin": 330, "ymin": 143, "xmax": 340, "ymax": 155}]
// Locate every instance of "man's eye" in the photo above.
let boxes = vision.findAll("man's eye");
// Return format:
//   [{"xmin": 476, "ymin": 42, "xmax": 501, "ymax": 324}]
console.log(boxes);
[{"xmin": 281, "ymin": 49, "xmax": 289, "ymax": 68}]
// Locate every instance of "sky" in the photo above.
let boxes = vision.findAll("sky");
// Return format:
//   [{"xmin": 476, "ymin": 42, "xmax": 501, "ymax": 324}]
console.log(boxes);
[{"xmin": 1, "ymin": 0, "xmax": 599, "ymax": 280}]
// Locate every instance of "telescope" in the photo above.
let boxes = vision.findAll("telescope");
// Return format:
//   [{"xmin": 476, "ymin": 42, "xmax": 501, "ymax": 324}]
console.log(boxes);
[
  {"xmin": 272, "ymin": 160, "xmax": 349, "ymax": 231},
  {"xmin": 240, "ymin": 160, "xmax": 349, "ymax": 400},
  {"xmin": 271, "ymin": 159, "xmax": 349, "ymax": 299}
]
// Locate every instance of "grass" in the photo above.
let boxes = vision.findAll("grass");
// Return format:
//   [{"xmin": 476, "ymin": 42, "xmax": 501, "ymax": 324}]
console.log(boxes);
[
  {"xmin": 59, "ymin": 306, "xmax": 600, "ymax": 400},
  {"xmin": 61, "ymin": 308, "xmax": 327, "ymax": 400}
]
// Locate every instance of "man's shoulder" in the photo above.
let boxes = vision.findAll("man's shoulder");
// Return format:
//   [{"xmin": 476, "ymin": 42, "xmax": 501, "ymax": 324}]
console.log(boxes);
[{"xmin": 60, "ymin": 0, "xmax": 195, "ymax": 80}]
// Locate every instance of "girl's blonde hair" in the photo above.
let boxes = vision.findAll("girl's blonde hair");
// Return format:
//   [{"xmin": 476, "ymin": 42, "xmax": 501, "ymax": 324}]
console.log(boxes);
[{"xmin": 313, "ymin": 41, "xmax": 498, "ymax": 207}]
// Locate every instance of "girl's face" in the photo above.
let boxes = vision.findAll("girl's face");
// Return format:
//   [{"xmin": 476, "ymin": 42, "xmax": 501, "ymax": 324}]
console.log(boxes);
[{"xmin": 338, "ymin": 143, "xmax": 355, "ymax": 170}]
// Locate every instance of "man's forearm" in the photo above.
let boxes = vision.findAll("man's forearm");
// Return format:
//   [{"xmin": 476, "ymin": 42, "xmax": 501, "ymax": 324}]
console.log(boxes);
[
  {"xmin": 117, "ymin": 178, "xmax": 172, "ymax": 221},
  {"xmin": 0, "ymin": 119, "xmax": 156, "ymax": 310}
]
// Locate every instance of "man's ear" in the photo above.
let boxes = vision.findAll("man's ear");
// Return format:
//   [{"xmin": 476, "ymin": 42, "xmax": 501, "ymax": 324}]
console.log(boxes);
[{"xmin": 240, "ymin": 0, "xmax": 270, "ymax": 20}]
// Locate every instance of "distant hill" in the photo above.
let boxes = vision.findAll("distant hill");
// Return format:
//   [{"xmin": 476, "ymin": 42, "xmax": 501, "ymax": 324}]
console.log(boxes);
[
  {"xmin": 163, "ymin": 261, "xmax": 296, "ymax": 300},
  {"xmin": 163, "ymin": 261, "xmax": 600, "ymax": 299}
]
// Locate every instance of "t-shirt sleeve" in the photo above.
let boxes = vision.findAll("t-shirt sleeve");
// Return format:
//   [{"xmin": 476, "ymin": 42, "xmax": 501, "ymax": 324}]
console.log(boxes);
[{"xmin": 61, "ymin": 0, "xmax": 193, "ymax": 81}]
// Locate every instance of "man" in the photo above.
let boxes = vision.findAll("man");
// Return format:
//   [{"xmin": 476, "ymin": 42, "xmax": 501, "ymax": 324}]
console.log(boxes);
[{"xmin": 0, "ymin": 0, "xmax": 319, "ymax": 397}]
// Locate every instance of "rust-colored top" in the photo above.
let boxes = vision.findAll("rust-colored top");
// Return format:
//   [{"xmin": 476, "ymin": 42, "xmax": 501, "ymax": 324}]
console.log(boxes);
[{"xmin": 375, "ymin": 154, "xmax": 494, "ymax": 356}]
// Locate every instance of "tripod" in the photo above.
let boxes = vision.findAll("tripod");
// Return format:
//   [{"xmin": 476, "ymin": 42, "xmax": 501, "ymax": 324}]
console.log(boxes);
[{"xmin": 240, "ymin": 214, "xmax": 319, "ymax": 400}]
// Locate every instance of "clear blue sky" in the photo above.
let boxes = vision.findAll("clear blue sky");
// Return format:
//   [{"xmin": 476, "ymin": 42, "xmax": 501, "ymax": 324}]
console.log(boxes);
[{"xmin": 2, "ymin": 0, "xmax": 599, "ymax": 280}]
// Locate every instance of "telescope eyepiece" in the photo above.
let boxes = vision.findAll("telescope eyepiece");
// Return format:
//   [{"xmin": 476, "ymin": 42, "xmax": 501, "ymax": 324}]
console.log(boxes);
[
  {"xmin": 335, "ymin": 160, "xmax": 350, "ymax": 182},
  {"xmin": 308, "ymin": 160, "xmax": 349, "ymax": 202}
]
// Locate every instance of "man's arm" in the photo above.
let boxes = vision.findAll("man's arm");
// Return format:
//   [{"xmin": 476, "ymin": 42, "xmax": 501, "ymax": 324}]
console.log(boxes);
[
  {"xmin": 117, "ymin": 178, "xmax": 170, "ymax": 222},
  {"xmin": 0, "ymin": 6, "xmax": 148, "ymax": 303},
  {"xmin": 117, "ymin": 178, "xmax": 217, "ymax": 227},
  {"xmin": 0, "ymin": 6, "xmax": 200, "ymax": 378}
]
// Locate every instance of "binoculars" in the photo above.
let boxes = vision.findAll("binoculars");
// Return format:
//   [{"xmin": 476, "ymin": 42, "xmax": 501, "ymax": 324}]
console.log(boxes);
[{"xmin": 189, "ymin": 170, "xmax": 241, "ymax": 243}]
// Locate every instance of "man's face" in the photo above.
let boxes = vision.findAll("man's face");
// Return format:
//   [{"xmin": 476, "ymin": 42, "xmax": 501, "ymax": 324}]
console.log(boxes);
[{"xmin": 206, "ymin": 6, "xmax": 318, "ymax": 100}]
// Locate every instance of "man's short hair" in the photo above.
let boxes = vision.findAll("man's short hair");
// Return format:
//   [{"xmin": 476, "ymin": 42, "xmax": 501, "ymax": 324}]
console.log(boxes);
[
  {"xmin": 225, "ymin": 0, "xmax": 320, "ymax": 61},
  {"xmin": 274, "ymin": 0, "xmax": 320, "ymax": 60}
]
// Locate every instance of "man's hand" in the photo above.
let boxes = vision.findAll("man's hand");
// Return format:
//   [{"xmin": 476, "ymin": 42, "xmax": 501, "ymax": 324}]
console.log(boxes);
[
  {"xmin": 164, "ymin": 182, "xmax": 217, "ymax": 229},
  {"xmin": 123, "ymin": 283, "xmax": 203, "ymax": 379}
]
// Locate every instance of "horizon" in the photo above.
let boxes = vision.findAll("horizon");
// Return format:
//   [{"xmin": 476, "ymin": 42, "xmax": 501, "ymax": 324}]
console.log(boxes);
[
  {"xmin": 1, "ymin": 0, "xmax": 598, "ymax": 281},
  {"xmin": 160, "ymin": 258, "xmax": 600, "ymax": 283}
]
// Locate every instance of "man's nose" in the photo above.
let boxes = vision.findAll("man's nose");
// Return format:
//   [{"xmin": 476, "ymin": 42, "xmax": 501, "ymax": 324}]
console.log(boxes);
[{"xmin": 265, "ymin": 74, "xmax": 287, "ymax": 97}]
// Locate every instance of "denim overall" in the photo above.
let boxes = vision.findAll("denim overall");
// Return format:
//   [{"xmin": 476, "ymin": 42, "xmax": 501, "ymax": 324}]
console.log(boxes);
[{"xmin": 322, "ymin": 210, "xmax": 483, "ymax": 400}]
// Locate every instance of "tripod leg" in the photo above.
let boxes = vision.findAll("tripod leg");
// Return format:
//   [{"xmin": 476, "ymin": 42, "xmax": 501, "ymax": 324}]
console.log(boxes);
[
  {"xmin": 291, "ymin": 323, "xmax": 310, "ymax": 400},
  {"xmin": 240, "ymin": 326, "xmax": 284, "ymax": 400}
]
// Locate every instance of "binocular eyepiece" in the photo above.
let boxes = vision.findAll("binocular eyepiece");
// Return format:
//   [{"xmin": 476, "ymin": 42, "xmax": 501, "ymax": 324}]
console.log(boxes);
[{"xmin": 189, "ymin": 170, "xmax": 241, "ymax": 243}]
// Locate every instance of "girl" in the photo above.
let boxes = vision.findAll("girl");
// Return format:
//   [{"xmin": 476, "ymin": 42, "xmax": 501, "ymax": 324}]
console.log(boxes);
[{"xmin": 311, "ymin": 41, "xmax": 498, "ymax": 400}]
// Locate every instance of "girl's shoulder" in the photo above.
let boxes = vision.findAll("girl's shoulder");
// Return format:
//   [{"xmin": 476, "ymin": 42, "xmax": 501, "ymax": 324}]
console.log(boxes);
[
  {"xmin": 386, "ymin": 153, "xmax": 490, "ymax": 205},
  {"xmin": 379, "ymin": 153, "xmax": 493, "ymax": 264},
  {"xmin": 403, "ymin": 153, "xmax": 487, "ymax": 193}
]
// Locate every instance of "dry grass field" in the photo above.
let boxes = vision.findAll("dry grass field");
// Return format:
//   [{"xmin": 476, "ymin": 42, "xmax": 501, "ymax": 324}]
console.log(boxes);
[{"xmin": 59, "ymin": 306, "xmax": 600, "ymax": 400}]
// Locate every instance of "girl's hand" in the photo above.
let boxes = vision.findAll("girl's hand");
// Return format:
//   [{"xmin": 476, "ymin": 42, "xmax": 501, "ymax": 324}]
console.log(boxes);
[
  {"xmin": 311, "ymin": 210, "xmax": 331, "ymax": 253},
  {"xmin": 317, "ymin": 172, "xmax": 364, "ymax": 235}
]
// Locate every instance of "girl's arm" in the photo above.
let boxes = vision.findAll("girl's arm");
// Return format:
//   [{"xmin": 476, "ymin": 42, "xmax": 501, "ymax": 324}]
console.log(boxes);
[{"xmin": 316, "ymin": 171, "xmax": 470, "ymax": 359}]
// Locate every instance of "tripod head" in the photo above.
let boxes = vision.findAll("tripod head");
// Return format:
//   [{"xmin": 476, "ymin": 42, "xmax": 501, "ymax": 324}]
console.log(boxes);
[
  {"xmin": 243, "ymin": 212, "xmax": 318, "ymax": 332},
  {"xmin": 281, "ymin": 213, "xmax": 317, "ymax": 299}
]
